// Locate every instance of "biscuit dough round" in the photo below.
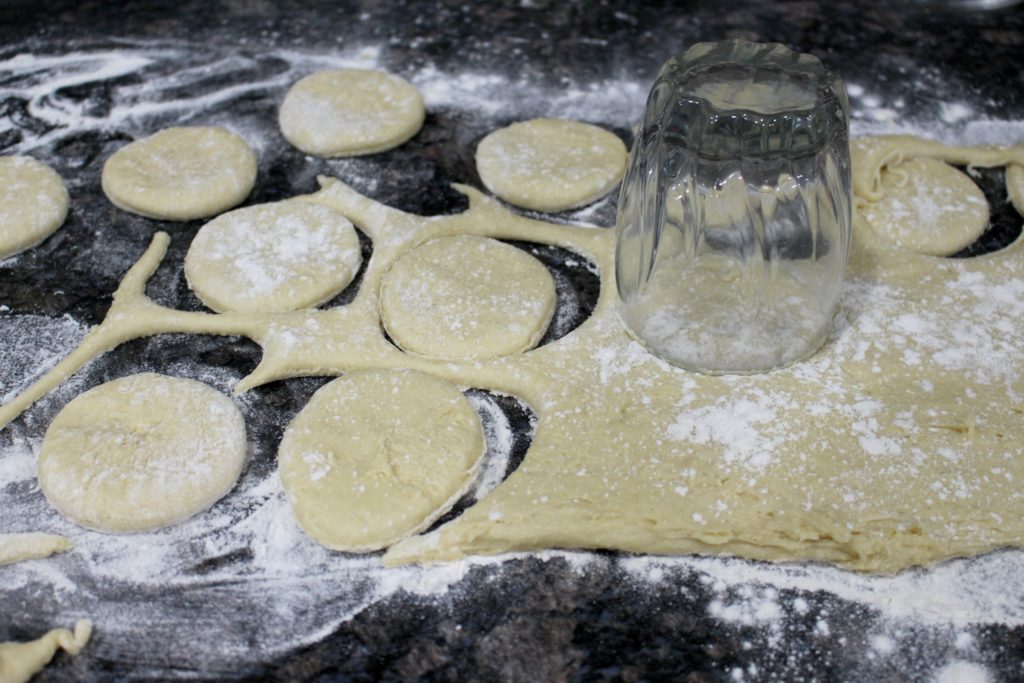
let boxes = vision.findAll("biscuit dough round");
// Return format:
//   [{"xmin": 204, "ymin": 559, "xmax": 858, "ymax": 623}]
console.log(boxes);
[
  {"xmin": 380, "ymin": 235, "xmax": 556, "ymax": 360},
  {"xmin": 279, "ymin": 69, "xmax": 425, "ymax": 157},
  {"xmin": 0, "ymin": 156, "xmax": 69, "ymax": 260},
  {"xmin": 278, "ymin": 369, "xmax": 485, "ymax": 552},
  {"xmin": 860, "ymin": 157, "xmax": 989, "ymax": 256},
  {"xmin": 185, "ymin": 201, "xmax": 362, "ymax": 313},
  {"xmin": 476, "ymin": 118, "xmax": 628, "ymax": 212},
  {"xmin": 101, "ymin": 126, "xmax": 257, "ymax": 221},
  {"xmin": 38, "ymin": 373, "xmax": 247, "ymax": 533},
  {"xmin": 1008, "ymin": 163, "xmax": 1024, "ymax": 216}
]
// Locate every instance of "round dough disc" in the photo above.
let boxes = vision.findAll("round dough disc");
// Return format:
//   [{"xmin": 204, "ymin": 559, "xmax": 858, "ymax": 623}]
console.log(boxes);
[
  {"xmin": 279, "ymin": 69, "xmax": 425, "ymax": 157},
  {"xmin": 101, "ymin": 126, "xmax": 257, "ymax": 221},
  {"xmin": 860, "ymin": 157, "xmax": 989, "ymax": 256},
  {"xmin": 38, "ymin": 373, "xmax": 247, "ymax": 533},
  {"xmin": 184, "ymin": 201, "xmax": 362, "ymax": 312},
  {"xmin": 278, "ymin": 369, "xmax": 485, "ymax": 552},
  {"xmin": 380, "ymin": 235, "xmax": 556, "ymax": 360},
  {"xmin": 476, "ymin": 118, "xmax": 628, "ymax": 212},
  {"xmin": 1007, "ymin": 163, "xmax": 1024, "ymax": 216},
  {"xmin": 0, "ymin": 156, "xmax": 69, "ymax": 260}
]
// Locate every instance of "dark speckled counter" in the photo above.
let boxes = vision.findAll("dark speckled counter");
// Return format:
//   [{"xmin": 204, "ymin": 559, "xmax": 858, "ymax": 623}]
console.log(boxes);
[{"xmin": 2, "ymin": 1, "xmax": 1023, "ymax": 680}]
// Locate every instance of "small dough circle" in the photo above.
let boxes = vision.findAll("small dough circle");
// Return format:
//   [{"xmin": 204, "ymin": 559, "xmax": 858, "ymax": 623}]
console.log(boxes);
[
  {"xmin": 860, "ymin": 157, "xmax": 989, "ymax": 256},
  {"xmin": 101, "ymin": 126, "xmax": 257, "ymax": 221},
  {"xmin": 0, "ymin": 156, "xmax": 69, "ymax": 259},
  {"xmin": 184, "ymin": 201, "xmax": 362, "ymax": 312},
  {"xmin": 476, "ymin": 118, "xmax": 628, "ymax": 212},
  {"xmin": 38, "ymin": 373, "xmax": 247, "ymax": 533},
  {"xmin": 1007, "ymin": 163, "xmax": 1024, "ymax": 217},
  {"xmin": 279, "ymin": 69, "xmax": 425, "ymax": 157},
  {"xmin": 380, "ymin": 235, "xmax": 557, "ymax": 360},
  {"xmin": 278, "ymin": 369, "xmax": 485, "ymax": 552}
]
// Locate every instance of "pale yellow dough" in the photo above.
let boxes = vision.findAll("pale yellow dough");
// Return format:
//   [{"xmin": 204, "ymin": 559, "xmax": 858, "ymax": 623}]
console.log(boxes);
[
  {"xmin": 0, "ymin": 157, "xmax": 68, "ymax": 260},
  {"xmin": 1008, "ymin": 164, "xmax": 1024, "ymax": 214},
  {"xmin": 38, "ymin": 373, "xmax": 246, "ymax": 533},
  {"xmin": 476, "ymin": 118, "xmax": 628, "ymax": 212},
  {"xmin": 277, "ymin": 369, "xmax": 485, "ymax": 552},
  {"xmin": 101, "ymin": 126, "xmax": 257, "ymax": 221},
  {"xmin": 859, "ymin": 157, "xmax": 989, "ymax": 256},
  {"xmin": 184, "ymin": 201, "xmax": 362, "ymax": 313},
  {"xmin": 0, "ymin": 533, "xmax": 70, "ymax": 567},
  {"xmin": 0, "ymin": 620, "xmax": 91, "ymax": 683},
  {"xmin": 5, "ymin": 135, "xmax": 1024, "ymax": 573},
  {"xmin": 279, "ymin": 69, "xmax": 425, "ymax": 157},
  {"xmin": 380, "ymin": 235, "xmax": 556, "ymax": 360}
]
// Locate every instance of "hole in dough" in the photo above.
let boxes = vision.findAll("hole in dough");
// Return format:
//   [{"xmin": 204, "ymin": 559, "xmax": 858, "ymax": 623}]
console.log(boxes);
[
  {"xmin": 475, "ymin": 118, "xmax": 628, "ymax": 213},
  {"xmin": 949, "ymin": 166, "xmax": 1024, "ymax": 258},
  {"xmin": 277, "ymin": 369, "xmax": 485, "ymax": 552},
  {"xmin": 859, "ymin": 157, "xmax": 988, "ymax": 256},
  {"xmin": 379, "ymin": 235, "xmax": 557, "ymax": 360},
  {"xmin": 101, "ymin": 126, "xmax": 257, "ymax": 221},
  {"xmin": 184, "ymin": 201, "xmax": 362, "ymax": 313},
  {"xmin": 0, "ymin": 156, "xmax": 68, "ymax": 260},
  {"xmin": 278, "ymin": 69, "xmax": 425, "ymax": 158},
  {"xmin": 38, "ymin": 373, "xmax": 247, "ymax": 533},
  {"xmin": 426, "ymin": 389, "xmax": 537, "ymax": 533}
]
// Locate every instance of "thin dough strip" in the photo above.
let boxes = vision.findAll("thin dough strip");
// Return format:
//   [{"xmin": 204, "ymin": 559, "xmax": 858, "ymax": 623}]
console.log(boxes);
[{"xmin": 0, "ymin": 620, "xmax": 92, "ymax": 683}]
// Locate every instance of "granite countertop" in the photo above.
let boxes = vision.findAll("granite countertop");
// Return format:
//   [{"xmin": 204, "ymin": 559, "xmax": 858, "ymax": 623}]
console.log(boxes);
[{"xmin": 2, "ymin": 1, "xmax": 1023, "ymax": 680}]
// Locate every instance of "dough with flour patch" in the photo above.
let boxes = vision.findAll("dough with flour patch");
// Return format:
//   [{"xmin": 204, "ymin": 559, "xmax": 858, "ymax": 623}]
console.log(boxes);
[
  {"xmin": 0, "ymin": 533, "xmax": 70, "ymax": 567},
  {"xmin": 278, "ymin": 369, "xmax": 485, "ymax": 552},
  {"xmin": 380, "ymin": 235, "xmax": 556, "ymax": 360},
  {"xmin": 0, "ymin": 620, "xmax": 91, "ymax": 683},
  {"xmin": 0, "ymin": 156, "xmax": 68, "ymax": 260},
  {"xmin": 185, "ymin": 201, "xmax": 362, "ymax": 312},
  {"xmin": 102, "ymin": 127, "xmax": 256, "ymax": 221},
  {"xmin": 476, "ymin": 118, "xmax": 627, "ymax": 212},
  {"xmin": 859, "ymin": 157, "xmax": 989, "ymax": 256},
  {"xmin": 38, "ymin": 373, "xmax": 246, "ymax": 533},
  {"xmin": 279, "ymin": 69, "xmax": 425, "ymax": 157}
]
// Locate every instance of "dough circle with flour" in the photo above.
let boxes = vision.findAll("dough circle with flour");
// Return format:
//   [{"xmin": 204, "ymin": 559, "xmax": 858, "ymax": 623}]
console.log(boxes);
[
  {"xmin": 860, "ymin": 157, "xmax": 989, "ymax": 256},
  {"xmin": 476, "ymin": 118, "xmax": 628, "ymax": 212},
  {"xmin": 278, "ymin": 369, "xmax": 485, "ymax": 552},
  {"xmin": 185, "ymin": 201, "xmax": 362, "ymax": 312},
  {"xmin": 0, "ymin": 156, "xmax": 68, "ymax": 260},
  {"xmin": 380, "ymin": 235, "xmax": 556, "ymax": 360},
  {"xmin": 38, "ymin": 373, "xmax": 247, "ymax": 533},
  {"xmin": 102, "ymin": 127, "xmax": 257, "ymax": 221},
  {"xmin": 279, "ymin": 69, "xmax": 425, "ymax": 157}
]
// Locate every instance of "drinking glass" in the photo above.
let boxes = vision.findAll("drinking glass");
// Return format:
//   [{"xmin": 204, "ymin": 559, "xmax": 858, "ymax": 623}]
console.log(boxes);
[{"xmin": 615, "ymin": 40, "xmax": 852, "ymax": 374}]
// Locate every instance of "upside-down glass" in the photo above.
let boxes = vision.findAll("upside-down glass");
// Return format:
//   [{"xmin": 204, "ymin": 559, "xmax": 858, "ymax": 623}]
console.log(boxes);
[{"xmin": 615, "ymin": 40, "xmax": 852, "ymax": 374}]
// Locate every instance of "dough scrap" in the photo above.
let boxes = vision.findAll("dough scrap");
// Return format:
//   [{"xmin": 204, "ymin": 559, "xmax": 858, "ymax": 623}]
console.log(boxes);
[
  {"xmin": 278, "ymin": 369, "xmax": 485, "ymax": 552},
  {"xmin": 101, "ymin": 126, "xmax": 256, "ymax": 221},
  {"xmin": 476, "ymin": 118, "xmax": 627, "ymax": 212},
  {"xmin": 184, "ymin": 201, "xmax": 362, "ymax": 313},
  {"xmin": 279, "ymin": 69, "xmax": 425, "ymax": 157},
  {"xmin": 0, "ymin": 620, "xmax": 91, "ymax": 683},
  {"xmin": 0, "ymin": 157, "xmax": 68, "ymax": 260},
  {"xmin": 38, "ymin": 373, "xmax": 247, "ymax": 533},
  {"xmin": 380, "ymin": 235, "xmax": 556, "ymax": 360},
  {"xmin": 859, "ymin": 157, "xmax": 989, "ymax": 256},
  {"xmin": 0, "ymin": 533, "xmax": 70, "ymax": 567}
]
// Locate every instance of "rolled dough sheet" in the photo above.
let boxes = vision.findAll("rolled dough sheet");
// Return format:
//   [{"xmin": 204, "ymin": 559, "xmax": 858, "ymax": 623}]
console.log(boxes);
[
  {"xmin": 0, "ymin": 156, "xmax": 68, "ymax": 260},
  {"xmin": 5, "ymin": 135, "xmax": 1024, "ymax": 573}
]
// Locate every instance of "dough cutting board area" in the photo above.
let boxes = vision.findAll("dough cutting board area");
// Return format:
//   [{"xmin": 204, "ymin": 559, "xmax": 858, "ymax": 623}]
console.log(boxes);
[{"xmin": 2, "ymin": 1, "xmax": 1024, "ymax": 680}]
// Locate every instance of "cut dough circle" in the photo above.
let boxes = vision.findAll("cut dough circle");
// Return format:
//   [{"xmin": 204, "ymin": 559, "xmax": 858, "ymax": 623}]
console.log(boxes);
[
  {"xmin": 860, "ymin": 157, "xmax": 989, "ymax": 256},
  {"xmin": 0, "ymin": 156, "xmax": 68, "ymax": 260},
  {"xmin": 184, "ymin": 201, "xmax": 362, "ymax": 313},
  {"xmin": 1008, "ymin": 163, "xmax": 1024, "ymax": 216},
  {"xmin": 279, "ymin": 69, "xmax": 425, "ymax": 157},
  {"xmin": 38, "ymin": 373, "xmax": 247, "ymax": 533},
  {"xmin": 101, "ymin": 126, "xmax": 257, "ymax": 221},
  {"xmin": 278, "ymin": 368, "xmax": 485, "ymax": 552},
  {"xmin": 380, "ymin": 235, "xmax": 556, "ymax": 360},
  {"xmin": 476, "ymin": 118, "xmax": 628, "ymax": 212}
]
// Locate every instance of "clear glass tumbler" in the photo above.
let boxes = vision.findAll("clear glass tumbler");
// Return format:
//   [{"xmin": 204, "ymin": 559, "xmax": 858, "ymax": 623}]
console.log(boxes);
[{"xmin": 615, "ymin": 40, "xmax": 852, "ymax": 374}]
